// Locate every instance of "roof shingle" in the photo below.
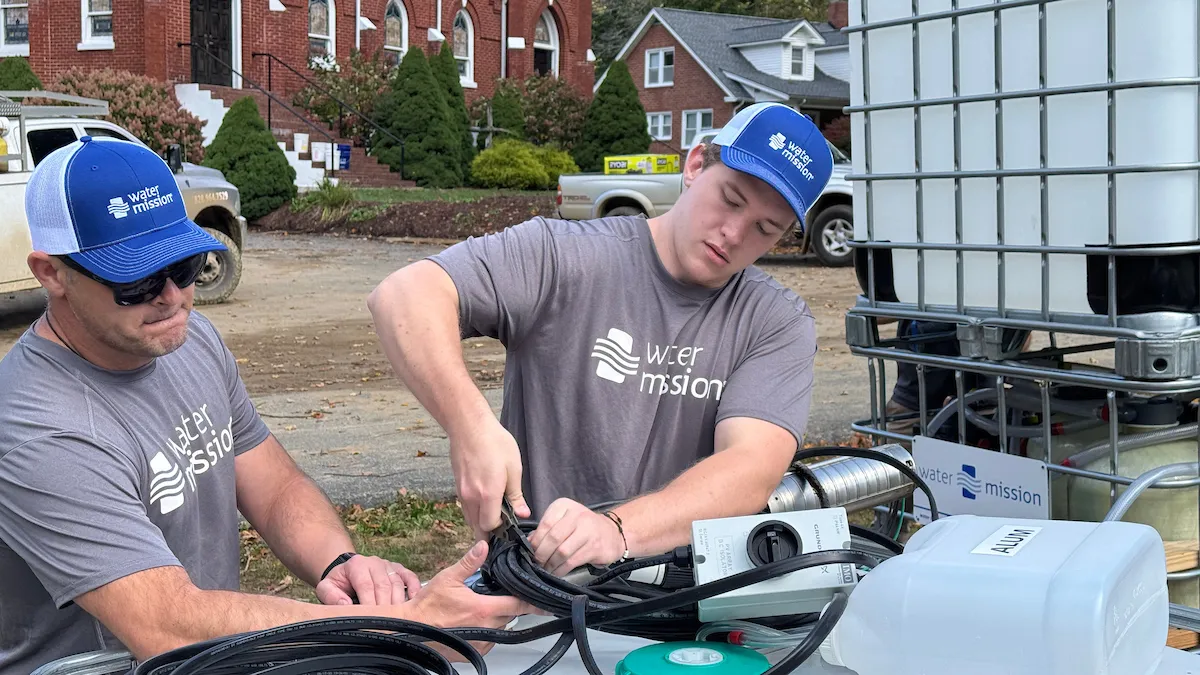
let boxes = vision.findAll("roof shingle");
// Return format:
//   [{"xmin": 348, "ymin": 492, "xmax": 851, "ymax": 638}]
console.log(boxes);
[{"xmin": 651, "ymin": 7, "xmax": 850, "ymax": 103}]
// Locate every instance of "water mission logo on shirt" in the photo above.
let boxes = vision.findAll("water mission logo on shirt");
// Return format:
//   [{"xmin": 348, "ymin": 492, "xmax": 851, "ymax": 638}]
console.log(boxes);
[
  {"xmin": 149, "ymin": 451, "xmax": 186, "ymax": 515},
  {"xmin": 591, "ymin": 328, "xmax": 639, "ymax": 383},
  {"xmin": 590, "ymin": 327, "xmax": 726, "ymax": 401},
  {"xmin": 151, "ymin": 403, "xmax": 237, "ymax": 517}
]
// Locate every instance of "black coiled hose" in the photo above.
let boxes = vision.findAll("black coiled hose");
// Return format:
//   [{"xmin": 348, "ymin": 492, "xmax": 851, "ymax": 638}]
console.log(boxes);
[
  {"xmin": 133, "ymin": 445, "xmax": 927, "ymax": 674},
  {"xmin": 133, "ymin": 548, "xmax": 880, "ymax": 675}
]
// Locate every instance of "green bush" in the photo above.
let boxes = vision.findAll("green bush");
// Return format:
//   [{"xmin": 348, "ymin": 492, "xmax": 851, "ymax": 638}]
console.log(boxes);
[
  {"xmin": 51, "ymin": 67, "xmax": 204, "ymax": 161},
  {"xmin": 372, "ymin": 48, "xmax": 462, "ymax": 188},
  {"xmin": 572, "ymin": 61, "xmax": 650, "ymax": 172},
  {"xmin": 0, "ymin": 57, "xmax": 41, "ymax": 90},
  {"xmin": 470, "ymin": 140, "xmax": 548, "ymax": 190},
  {"xmin": 202, "ymin": 97, "xmax": 297, "ymax": 221},
  {"xmin": 432, "ymin": 42, "xmax": 475, "ymax": 180},
  {"xmin": 530, "ymin": 145, "xmax": 579, "ymax": 187}
]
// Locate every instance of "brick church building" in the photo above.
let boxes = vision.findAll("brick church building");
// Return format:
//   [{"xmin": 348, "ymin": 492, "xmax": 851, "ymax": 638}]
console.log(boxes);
[
  {"xmin": 14, "ymin": 0, "xmax": 594, "ymax": 101},
  {"xmin": 0, "ymin": 0, "xmax": 594, "ymax": 187}
]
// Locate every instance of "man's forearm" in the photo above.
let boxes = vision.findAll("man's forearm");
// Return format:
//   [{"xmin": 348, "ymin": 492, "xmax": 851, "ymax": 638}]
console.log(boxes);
[
  {"xmin": 611, "ymin": 445, "xmax": 790, "ymax": 556},
  {"xmin": 367, "ymin": 263, "xmax": 493, "ymax": 436},
  {"xmin": 128, "ymin": 584, "xmax": 400, "ymax": 660},
  {"xmin": 254, "ymin": 472, "xmax": 356, "ymax": 587}
]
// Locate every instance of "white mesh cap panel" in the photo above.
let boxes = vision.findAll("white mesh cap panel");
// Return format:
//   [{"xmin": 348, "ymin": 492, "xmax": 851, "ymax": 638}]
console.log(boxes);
[
  {"xmin": 711, "ymin": 102, "xmax": 782, "ymax": 147},
  {"xmin": 25, "ymin": 140, "xmax": 84, "ymax": 255}
]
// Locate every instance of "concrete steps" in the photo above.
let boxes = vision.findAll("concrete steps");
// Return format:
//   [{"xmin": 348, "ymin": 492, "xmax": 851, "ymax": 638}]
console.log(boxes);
[
  {"xmin": 175, "ymin": 83, "xmax": 414, "ymax": 191},
  {"xmin": 197, "ymin": 85, "xmax": 413, "ymax": 190}
]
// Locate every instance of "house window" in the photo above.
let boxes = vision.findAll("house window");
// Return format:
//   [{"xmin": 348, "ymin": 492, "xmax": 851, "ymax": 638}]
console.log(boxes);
[
  {"xmin": 790, "ymin": 45, "xmax": 808, "ymax": 79},
  {"xmin": 682, "ymin": 109, "xmax": 713, "ymax": 148},
  {"xmin": 532, "ymin": 10, "xmax": 559, "ymax": 77},
  {"xmin": 645, "ymin": 47, "xmax": 673, "ymax": 87},
  {"xmin": 308, "ymin": 0, "xmax": 334, "ymax": 59},
  {"xmin": 383, "ymin": 0, "xmax": 407, "ymax": 65},
  {"xmin": 1, "ymin": 0, "xmax": 27, "ymax": 53},
  {"xmin": 646, "ymin": 112, "xmax": 671, "ymax": 141},
  {"xmin": 79, "ymin": 0, "xmax": 112, "ymax": 49},
  {"xmin": 453, "ymin": 10, "xmax": 474, "ymax": 85}
]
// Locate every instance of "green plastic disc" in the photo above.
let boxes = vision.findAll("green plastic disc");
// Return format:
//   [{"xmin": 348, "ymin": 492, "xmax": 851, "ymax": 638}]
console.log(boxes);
[{"xmin": 615, "ymin": 641, "xmax": 770, "ymax": 675}]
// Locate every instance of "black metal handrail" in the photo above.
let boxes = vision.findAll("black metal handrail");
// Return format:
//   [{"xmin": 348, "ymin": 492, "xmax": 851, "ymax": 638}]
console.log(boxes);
[
  {"xmin": 251, "ymin": 51, "xmax": 404, "ymax": 176},
  {"xmin": 178, "ymin": 41, "xmax": 339, "ymax": 177}
]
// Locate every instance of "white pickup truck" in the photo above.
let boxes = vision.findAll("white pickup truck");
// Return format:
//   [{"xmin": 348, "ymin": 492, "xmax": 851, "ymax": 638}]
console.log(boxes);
[
  {"xmin": 555, "ymin": 130, "xmax": 854, "ymax": 266},
  {"xmin": 0, "ymin": 92, "xmax": 246, "ymax": 309}
]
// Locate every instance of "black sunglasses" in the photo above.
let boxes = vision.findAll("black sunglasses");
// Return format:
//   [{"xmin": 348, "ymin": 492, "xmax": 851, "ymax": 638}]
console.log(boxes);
[{"xmin": 58, "ymin": 253, "xmax": 208, "ymax": 306}]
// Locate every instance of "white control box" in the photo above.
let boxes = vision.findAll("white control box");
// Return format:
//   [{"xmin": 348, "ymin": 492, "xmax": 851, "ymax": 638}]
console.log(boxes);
[{"xmin": 691, "ymin": 508, "xmax": 857, "ymax": 622}]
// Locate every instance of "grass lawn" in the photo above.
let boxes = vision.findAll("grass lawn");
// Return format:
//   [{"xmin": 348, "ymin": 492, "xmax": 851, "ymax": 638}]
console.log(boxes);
[{"xmin": 239, "ymin": 491, "xmax": 474, "ymax": 601}]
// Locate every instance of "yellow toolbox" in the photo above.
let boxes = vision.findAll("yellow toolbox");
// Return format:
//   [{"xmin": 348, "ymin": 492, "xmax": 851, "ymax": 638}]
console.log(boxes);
[{"xmin": 604, "ymin": 154, "xmax": 681, "ymax": 175}]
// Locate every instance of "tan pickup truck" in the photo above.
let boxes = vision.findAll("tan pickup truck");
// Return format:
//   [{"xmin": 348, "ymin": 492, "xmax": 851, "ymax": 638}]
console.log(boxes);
[
  {"xmin": 0, "ymin": 92, "xmax": 246, "ymax": 310},
  {"xmin": 555, "ymin": 130, "xmax": 854, "ymax": 266}
]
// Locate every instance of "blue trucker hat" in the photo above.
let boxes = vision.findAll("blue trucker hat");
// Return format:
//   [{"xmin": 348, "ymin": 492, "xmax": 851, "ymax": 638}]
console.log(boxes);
[
  {"xmin": 709, "ymin": 102, "xmax": 834, "ymax": 230},
  {"xmin": 25, "ymin": 136, "xmax": 226, "ymax": 283}
]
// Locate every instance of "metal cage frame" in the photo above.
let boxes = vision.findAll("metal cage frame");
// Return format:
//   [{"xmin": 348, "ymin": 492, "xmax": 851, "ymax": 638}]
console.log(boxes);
[{"xmin": 842, "ymin": 0, "xmax": 1200, "ymax": 615}]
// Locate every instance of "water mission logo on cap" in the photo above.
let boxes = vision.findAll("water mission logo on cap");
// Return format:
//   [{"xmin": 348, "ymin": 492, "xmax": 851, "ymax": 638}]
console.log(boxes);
[
  {"xmin": 25, "ymin": 136, "xmax": 225, "ymax": 283},
  {"xmin": 710, "ymin": 103, "xmax": 834, "ymax": 229}
]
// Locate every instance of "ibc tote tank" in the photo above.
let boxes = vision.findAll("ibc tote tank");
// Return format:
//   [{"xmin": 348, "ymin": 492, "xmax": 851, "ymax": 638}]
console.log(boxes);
[
  {"xmin": 1026, "ymin": 398, "xmax": 1199, "ymax": 607},
  {"xmin": 849, "ymin": 0, "xmax": 1200, "ymax": 318}
]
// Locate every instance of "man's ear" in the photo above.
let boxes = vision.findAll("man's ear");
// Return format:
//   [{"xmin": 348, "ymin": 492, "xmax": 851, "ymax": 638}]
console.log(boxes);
[
  {"xmin": 27, "ymin": 252, "xmax": 68, "ymax": 298},
  {"xmin": 681, "ymin": 144, "xmax": 707, "ymax": 189}
]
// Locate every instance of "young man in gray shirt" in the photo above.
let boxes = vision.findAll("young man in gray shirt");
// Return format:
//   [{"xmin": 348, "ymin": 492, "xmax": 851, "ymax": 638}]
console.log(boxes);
[
  {"xmin": 368, "ymin": 103, "xmax": 833, "ymax": 576},
  {"xmin": 0, "ymin": 137, "xmax": 527, "ymax": 674}
]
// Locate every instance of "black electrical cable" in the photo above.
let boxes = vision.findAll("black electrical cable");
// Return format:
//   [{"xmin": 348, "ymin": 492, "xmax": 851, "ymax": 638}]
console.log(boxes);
[
  {"xmin": 761, "ymin": 591, "xmax": 848, "ymax": 675},
  {"xmin": 470, "ymin": 542, "xmax": 879, "ymax": 643},
  {"xmin": 134, "ymin": 549, "xmax": 877, "ymax": 675},
  {"xmin": 586, "ymin": 551, "xmax": 676, "ymax": 585},
  {"xmin": 133, "ymin": 618, "xmax": 482, "ymax": 675},
  {"xmin": 135, "ymin": 450, "xmax": 914, "ymax": 675},
  {"xmin": 849, "ymin": 524, "xmax": 905, "ymax": 556}
]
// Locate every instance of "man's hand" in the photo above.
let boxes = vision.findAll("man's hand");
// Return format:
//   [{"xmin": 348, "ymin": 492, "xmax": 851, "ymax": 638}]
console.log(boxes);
[
  {"xmin": 407, "ymin": 540, "xmax": 535, "ymax": 635},
  {"xmin": 316, "ymin": 554, "xmax": 421, "ymax": 606},
  {"xmin": 451, "ymin": 416, "xmax": 531, "ymax": 539},
  {"xmin": 528, "ymin": 498, "xmax": 626, "ymax": 576}
]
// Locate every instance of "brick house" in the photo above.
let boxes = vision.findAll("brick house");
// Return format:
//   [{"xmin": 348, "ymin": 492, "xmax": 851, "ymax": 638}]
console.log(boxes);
[
  {"xmin": 4, "ymin": 0, "xmax": 595, "ymax": 187},
  {"xmin": 596, "ymin": 1, "xmax": 849, "ymax": 157},
  {"xmin": 19, "ymin": 0, "xmax": 594, "ymax": 101}
]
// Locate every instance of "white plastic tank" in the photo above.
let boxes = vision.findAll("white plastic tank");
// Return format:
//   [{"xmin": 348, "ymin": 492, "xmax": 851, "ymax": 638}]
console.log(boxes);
[
  {"xmin": 849, "ymin": 0, "xmax": 1199, "ymax": 316},
  {"xmin": 819, "ymin": 515, "xmax": 1168, "ymax": 675},
  {"xmin": 1025, "ymin": 398, "xmax": 1198, "ymax": 606}
]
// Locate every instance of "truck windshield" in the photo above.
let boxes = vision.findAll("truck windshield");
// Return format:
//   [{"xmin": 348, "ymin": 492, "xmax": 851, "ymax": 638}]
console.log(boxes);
[{"xmin": 828, "ymin": 141, "xmax": 850, "ymax": 164}]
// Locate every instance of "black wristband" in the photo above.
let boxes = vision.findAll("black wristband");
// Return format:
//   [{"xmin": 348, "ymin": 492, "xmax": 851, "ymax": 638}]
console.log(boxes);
[{"xmin": 320, "ymin": 552, "xmax": 357, "ymax": 581}]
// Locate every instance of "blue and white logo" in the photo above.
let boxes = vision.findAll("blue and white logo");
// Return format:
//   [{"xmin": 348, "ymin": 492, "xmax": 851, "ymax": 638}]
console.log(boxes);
[
  {"xmin": 912, "ymin": 437, "xmax": 1049, "ymax": 523},
  {"xmin": 107, "ymin": 196, "xmax": 130, "ymax": 219},
  {"xmin": 957, "ymin": 464, "xmax": 982, "ymax": 500}
]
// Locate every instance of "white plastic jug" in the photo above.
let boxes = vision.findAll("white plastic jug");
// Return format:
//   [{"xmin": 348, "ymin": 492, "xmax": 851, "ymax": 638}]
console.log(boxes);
[{"xmin": 819, "ymin": 515, "xmax": 1168, "ymax": 675}]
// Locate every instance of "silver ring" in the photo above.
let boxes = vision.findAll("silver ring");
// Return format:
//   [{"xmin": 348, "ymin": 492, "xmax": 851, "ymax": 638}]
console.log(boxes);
[{"xmin": 387, "ymin": 571, "xmax": 399, "ymax": 576}]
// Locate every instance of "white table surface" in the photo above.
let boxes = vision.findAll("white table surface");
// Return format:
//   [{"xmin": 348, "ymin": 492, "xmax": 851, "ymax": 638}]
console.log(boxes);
[{"xmin": 458, "ymin": 619, "xmax": 1200, "ymax": 675}]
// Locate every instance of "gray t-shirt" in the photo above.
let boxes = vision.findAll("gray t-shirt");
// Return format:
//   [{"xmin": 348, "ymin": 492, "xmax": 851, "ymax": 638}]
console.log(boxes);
[
  {"xmin": 430, "ymin": 215, "xmax": 817, "ymax": 517},
  {"xmin": 0, "ymin": 312, "xmax": 270, "ymax": 675}
]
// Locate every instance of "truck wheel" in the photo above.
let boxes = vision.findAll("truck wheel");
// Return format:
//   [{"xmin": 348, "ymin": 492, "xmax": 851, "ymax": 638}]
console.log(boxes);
[
  {"xmin": 810, "ymin": 205, "xmax": 854, "ymax": 267},
  {"xmin": 605, "ymin": 206, "xmax": 646, "ymax": 217},
  {"xmin": 194, "ymin": 227, "xmax": 242, "ymax": 306}
]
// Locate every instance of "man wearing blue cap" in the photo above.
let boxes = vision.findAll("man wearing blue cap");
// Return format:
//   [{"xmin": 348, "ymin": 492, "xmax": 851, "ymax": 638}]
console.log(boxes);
[
  {"xmin": 0, "ymin": 137, "xmax": 528, "ymax": 673},
  {"xmin": 369, "ymin": 102, "xmax": 832, "ymax": 574}
]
